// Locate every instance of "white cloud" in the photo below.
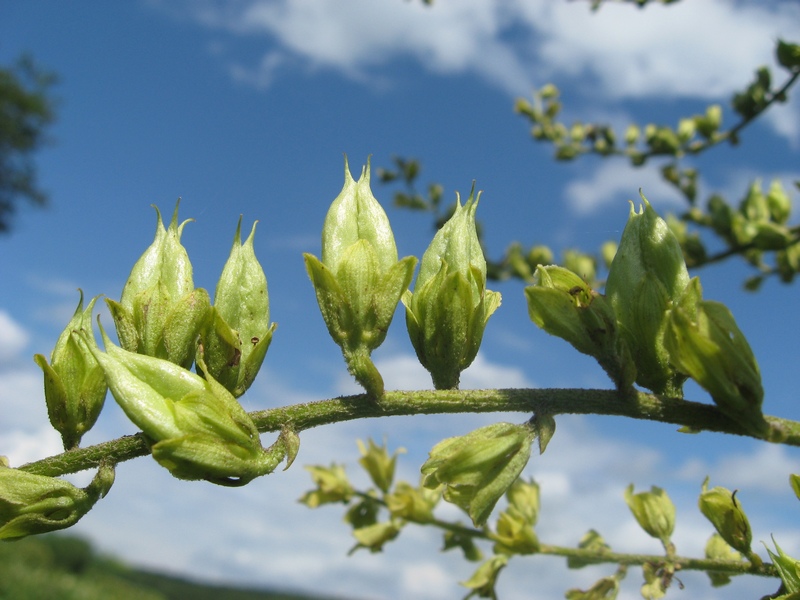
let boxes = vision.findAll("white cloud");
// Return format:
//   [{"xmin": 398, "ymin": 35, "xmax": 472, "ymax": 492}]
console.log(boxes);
[
  {"xmin": 0, "ymin": 310, "xmax": 30, "ymax": 363},
  {"xmin": 173, "ymin": 0, "xmax": 799, "ymax": 109},
  {"xmin": 564, "ymin": 160, "xmax": 684, "ymax": 215}
]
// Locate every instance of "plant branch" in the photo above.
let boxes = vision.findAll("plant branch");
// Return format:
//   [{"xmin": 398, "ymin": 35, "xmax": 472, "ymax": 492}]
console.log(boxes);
[{"xmin": 17, "ymin": 388, "xmax": 800, "ymax": 477}]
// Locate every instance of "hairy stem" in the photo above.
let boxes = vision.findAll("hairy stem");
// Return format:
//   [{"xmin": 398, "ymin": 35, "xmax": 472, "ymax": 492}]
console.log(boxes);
[{"xmin": 17, "ymin": 388, "xmax": 800, "ymax": 477}]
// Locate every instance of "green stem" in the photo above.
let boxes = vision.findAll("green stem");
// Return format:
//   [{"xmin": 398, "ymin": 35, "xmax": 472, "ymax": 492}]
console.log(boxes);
[{"xmin": 17, "ymin": 388, "xmax": 800, "ymax": 477}]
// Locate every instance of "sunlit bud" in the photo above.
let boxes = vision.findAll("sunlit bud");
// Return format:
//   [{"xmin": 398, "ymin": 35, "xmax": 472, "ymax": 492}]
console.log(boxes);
[
  {"xmin": 526, "ymin": 265, "xmax": 635, "ymax": 391},
  {"xmin": 403, "ymin": 187, "xmax": 501, "ymax": 389},
  {"xmin": 624, "ymin": 484, "xmax": 675, "ymax": 548},
  {"xmin": 490, "ymin": 508, "xmax": 539, "ymax": 555},
  {"xmin": 0, "ymin": 461, "xmax": 114, "ymax": 540},
  {"xmin": 106, "ymin": 200, "xmax": 210, "ymax": 369},
  {"xmin": 696, "ymin": 105, "xmax": 722, "ymax": 139},
  {"xmin": 765, "ymin": 537, "xmax": 800, "ymax": 594},
  {"xmin": 351, "ymin": 520, "xmax": 402, "ymax": 553},
  {"xmin": 741, "ymin": 179, "xmax": 770, "ymax": 221},
  {"xmin": 34, "ymin": 291, "xmax": 107, "ymax": 450},
  {"xmin": 766, "ymin": 179, "xmax": 792, "ymax": 224},
  {"xmin": 624, "ymin": 124, "xmax": 640, "ymax": 146},
  {"xmin": 385, "ymin": 480, "xmax": 439, "ymax": 524},
  {"xmin": 791, "ymin": 474, "xmax": 800, "ymax": 501},
  {"xmin": 461, "ymin": 554, "xmax": 508, "ymax": 598},
  {"xmin": 665, "ymin": 278, "xmax": 768, "ymax": 438},
  {"xmin": 299, "ymin": 464, "xmax": 354, "ymax": 507},
  {"xmin": 357, "ymin": 438, "xmax": 405, "ymax": 494},
  {"xmin": 777, "ymin": 40, "xmax": 800, "ymax": 70},
  {"xmin": 421, "ymin": 422, "xmax": 535, "ymax": 527},
  {"xmin": 677, "ymin": 117, "xmax": 696, "ymax": 142},
  {"xmin": 605, "ymin": 194, "xmax": 690, "ymax": 396},
  {"xmin": 704, "ymin": 533, "xmax": 743, "ymax": 587},
  {"xmin": 202, "ymin": 217, "xmax": 276, "ymax": 397},
  {"xmin": 78, "ymin": 321, "xmax": 284, "ymax": 486},
  {"xmin": 565, "ymin": 576, "xmax": 620, "ymax": 600},
  {"xmin": 698, "ymin": 477, "xmax": 754, "ymax": 558},
  {"xmin": 505, "ymin": 478, "xmax": 540, "ymax": 526},
  {"xmin": 304, "ymin": 157, "xmax": 417, "ymax": 397}
]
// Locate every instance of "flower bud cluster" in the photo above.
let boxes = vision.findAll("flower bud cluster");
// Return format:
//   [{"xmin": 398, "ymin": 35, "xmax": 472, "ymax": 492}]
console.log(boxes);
[{"xmin": 526, "ymin": 194, "xmax": 768, "ymax": 437}]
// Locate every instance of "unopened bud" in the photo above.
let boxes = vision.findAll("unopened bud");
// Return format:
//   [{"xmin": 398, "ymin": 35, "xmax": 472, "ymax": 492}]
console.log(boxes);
[
  {"xmin": 421, "ymin": 422, "xmax": 534, "ymax": 527},
  {"xmin": 0, "ymin": 462, "xmax": 114, "ymax": 540},
  {"xmin": 34, "ymin": 291, "xmax": 107, "ymax": 449},
  {"xmin": 304, "ymin": 157, "xmax": 417, "ymax": 397},
  {"xmin": 698, "ymin": 477, "xmax": 754, "ymax": 558},
  {"xmin": 202, "ymin": 217, "xmax": 276, "ymax": 397},
  {"xmin": 624, "ymin": 484, "xmax": 675, "ymax": 548},
  {"xmin": 605, "ymin": 194, "xmax": 690, "ymax": 396},
  {"xmin": 403, "ymin": 186, "xmax": 501, "ymax": 389}
]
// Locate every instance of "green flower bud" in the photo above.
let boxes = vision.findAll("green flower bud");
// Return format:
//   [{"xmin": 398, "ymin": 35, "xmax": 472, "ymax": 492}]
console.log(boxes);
[
  {"xmin": 765, "ymin": 537, "xmax": 800, "ymax": 594},
  {"xmin": 34, "ymin": 291, "xmax": 107, "ymax": 450},
  {"xmin": 421, "ymin": 422, "xmax": 535, "ymax": 527},
  {"xmin": 526, "ymin": 265, "xmax": 635, "ymax": 391},
  {"xmin": 403, "ymin": 187, "xmax": 501, "ymax": 389},
  {"xmin": 106, "ymin": 201, "xmax": 211, "ymax": 369},
  {"xmin": 766, "ymin": 179, "xmax": 792, "ymax": 225},
  {"xmin": 351, "ymin": 520, "xmax": 402, "ymax": 554},
  {"xmin": 385, "ymin": 480, "xmax": 439, "ymax": 523},
  {"xmin": 357, "ymin": 438, "xmax": 404, "ymax": 494},
  {"xmin": 624, "ymin": 484, "xmax": 675, "ymax": 549},
  {"xmin": 505, "ymin": 478, "xmax": 540, "ymax": 526},
  {"xmin": 490, "ymin": 507, "xmax": 539, "ymax": 555},
  {"xmin": 304, "ymin": 157, "xmax": 417, "ymax": 397},
  {"xmin": 605, "ymin": 194, "xmax": 691, "ymax": 396},
  {"xmin": 299, "ymin": 463, "xmax": 354, "ymax": 507},
  {"xmin": 0, "ymin": 462, "xmax": 114, "ymax": 540},
  {"xmin": 461, "ymin": 554, "xmax": 508, "ymax": 599},
  {"xmin": 704, "ymin": 533, "xmax": 743, "ymax": 588},
  {"xmin": 665, "ymin": 278, "xmax": 768, "ymax": 438},
  {"xmin": 78, "ymin": 321, "xmax": 284, "ymax": 486},
  {"xmin": 202, "ymin": 217, "xmax": 276, "ymax": 397},
  {"xmin": 698, "ymin": 477, "xmax": 754, "ymax": 558}
]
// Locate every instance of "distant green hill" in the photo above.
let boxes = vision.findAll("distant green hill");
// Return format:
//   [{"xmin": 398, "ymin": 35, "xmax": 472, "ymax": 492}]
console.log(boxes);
[{"xmin": 0, "ymin": 534, "xmax": 337, "ymax": 600}]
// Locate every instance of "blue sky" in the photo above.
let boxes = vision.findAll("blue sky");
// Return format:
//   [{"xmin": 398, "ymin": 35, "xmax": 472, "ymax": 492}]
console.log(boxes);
[{"xmin": 1, "ymin": 1, "xmax": 800, "ymax": 598}]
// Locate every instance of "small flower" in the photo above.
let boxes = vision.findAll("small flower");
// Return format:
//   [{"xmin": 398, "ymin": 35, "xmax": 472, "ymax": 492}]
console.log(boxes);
[
  {"xmin": 357, "ymin": 438, "xmax": 405, "ymax": 494},
  {"xmin": 34, "ymin": 291, "xmax": 107, "ymax": 449},
  {"xmin": 421, "ymin": 422, "xmax": 535, "ymax": 527},
  {"xmin": 106, "ymin": 200, "xmax": 211, "ymax": 369},
  {"xmin": 0, "ymin": 461, "xmax": 114, "ymax": 540},
  {"xmin": 698, "ymin": 477, "xmax": 755, "ymax": 559},
  {"xmin": 385, "ymin": 480, "xmax": 439, "ymax": 523},
  {"xmin": 403, "ymin": 186, "xmax": 501, "ymax": 389},
  {"xmin": 304, "ymin": 156, "xmax": 417, "ymax": 397},
  {"xmin": 351, "ymin": 520, "xmax": 403, "ymax": 554},
  {"xmin": 461, "ymin": 554, "xmax": 508, "ymax": 599},
  {"xmin": 704, "ymin": 533, "xmax": 743, "ymax": 588},
  {"xmin": 624, "ymin": 484, "xmax": 675, "ymax": 549},
  {"xmin": 202, "ymin": 217, "xmax": 276, "ymax": 397},
  {"xmin": 299, "ymin": 464, "xmax": 354, "ymax": 507}
]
